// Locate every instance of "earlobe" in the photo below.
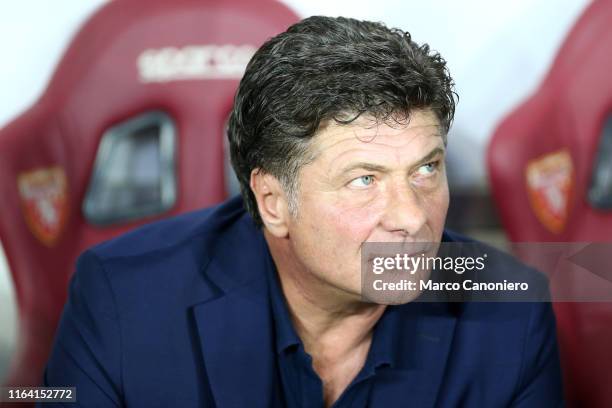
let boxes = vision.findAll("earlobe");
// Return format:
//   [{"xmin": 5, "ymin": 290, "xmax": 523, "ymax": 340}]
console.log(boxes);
[{"xmin": 250, "ymin": 169, "xmax": 289, "ymax": 238}]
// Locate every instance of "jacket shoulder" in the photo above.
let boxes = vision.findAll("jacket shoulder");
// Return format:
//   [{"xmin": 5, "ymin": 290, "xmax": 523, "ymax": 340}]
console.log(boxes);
[{"xmin": 89, "ymin": 195, "xmax": 248, "ymax": 261}]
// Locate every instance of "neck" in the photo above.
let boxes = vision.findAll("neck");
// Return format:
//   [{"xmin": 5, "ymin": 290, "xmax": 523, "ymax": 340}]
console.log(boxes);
[{"xmin": 264, "ymin": 229, "xmax": 386, "ymax": 360}]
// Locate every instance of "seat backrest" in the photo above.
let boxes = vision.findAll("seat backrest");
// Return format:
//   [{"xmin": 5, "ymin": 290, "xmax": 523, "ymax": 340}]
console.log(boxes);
[
  {"xmin": 0, "ymin": 0, "xmax": 298, "ymax": 390},
  {"xmin": 487, "ymin": 1, "xmax": 612, "ymax": 405}
]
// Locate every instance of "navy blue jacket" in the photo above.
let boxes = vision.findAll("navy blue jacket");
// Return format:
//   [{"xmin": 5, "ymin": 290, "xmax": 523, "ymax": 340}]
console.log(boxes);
[{"xmin": 42, "ymin": 196, "xmax": 563, "ymax": 407}]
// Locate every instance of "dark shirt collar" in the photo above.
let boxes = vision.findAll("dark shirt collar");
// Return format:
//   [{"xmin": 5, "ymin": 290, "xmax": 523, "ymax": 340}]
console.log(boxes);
[
  {"xmin": 368, "ymin": 304, "xmax": 400, "ymax": 371},
  {"xmin": 264, "ymin": 247, "xmax": 302, "ymax": 354},
  {"xmin": 264, "ymin": 245, "xmax": 399, "ymax": 371}
]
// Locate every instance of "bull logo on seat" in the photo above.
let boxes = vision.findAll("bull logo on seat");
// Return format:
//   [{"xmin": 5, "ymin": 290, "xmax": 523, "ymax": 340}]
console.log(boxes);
[
  {"xmin": 525, "ymin": 149, "xmax": 574, "ymax": 234},
  {"xmin": 18, "ymin": 166, "xmax": 69, "ymax": 246}
]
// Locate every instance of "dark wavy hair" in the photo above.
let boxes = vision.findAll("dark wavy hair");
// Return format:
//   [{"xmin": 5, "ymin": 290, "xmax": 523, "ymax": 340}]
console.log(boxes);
[{"xmin": 228, "ymin": 16, "xmax": 457, "ymax": 227}]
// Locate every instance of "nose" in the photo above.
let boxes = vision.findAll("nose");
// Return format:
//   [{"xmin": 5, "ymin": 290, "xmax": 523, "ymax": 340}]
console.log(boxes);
[{"xmin": 380, "ymin": 182, "xmax": 427, "ymax": 238}]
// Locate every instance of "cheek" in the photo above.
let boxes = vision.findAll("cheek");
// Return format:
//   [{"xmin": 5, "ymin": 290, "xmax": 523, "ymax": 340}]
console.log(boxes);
[
  {"xmin": 325, "ymin": 204, "xmax": 379, "ymax": 242},
  {"xmin": 425, "ymin": 181, "xmax": 450, "ymax": 233},
  {"xmin": 300, "ymin": 194, "xmax": 381, "ymax": 247}
]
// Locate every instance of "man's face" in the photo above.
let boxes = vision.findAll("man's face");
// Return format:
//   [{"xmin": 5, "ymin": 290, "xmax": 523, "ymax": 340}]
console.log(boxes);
[{"xmin": 285, "ymin": 109, "xmax": 449, "ymax": 302}]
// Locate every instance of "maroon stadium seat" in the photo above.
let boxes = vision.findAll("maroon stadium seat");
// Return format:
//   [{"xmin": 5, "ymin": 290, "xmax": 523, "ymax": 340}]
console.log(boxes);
[
  {"xmin": 488, "ymin": 1, "xmax": 612, "ymax": 405},
  {"xmin": 0, "ymin": 0, "xmax": 297, "ymax": 395}
]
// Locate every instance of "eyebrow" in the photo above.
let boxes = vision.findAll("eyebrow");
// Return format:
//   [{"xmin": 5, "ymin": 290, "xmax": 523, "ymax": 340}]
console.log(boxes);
[{"xmin": 336, "ymin": 146, "xmax": 446, "ymax": 176}]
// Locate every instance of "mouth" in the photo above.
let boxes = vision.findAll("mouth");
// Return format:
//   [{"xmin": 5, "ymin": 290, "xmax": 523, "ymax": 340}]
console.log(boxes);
[{"xmin": 362, "ymin": 241, "xmax": 437, "ymax": 262}]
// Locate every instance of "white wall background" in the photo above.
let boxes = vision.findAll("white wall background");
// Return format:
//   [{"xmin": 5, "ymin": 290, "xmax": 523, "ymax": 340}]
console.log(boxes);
[{"xmin": 0, "ymin": 0, "xmax": 590, "ymax": 381}]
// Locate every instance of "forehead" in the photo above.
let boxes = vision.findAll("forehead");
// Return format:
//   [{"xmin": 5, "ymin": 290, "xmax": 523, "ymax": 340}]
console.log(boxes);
[{"xmin": 309, "ymin": 110, "xmax": 444, "ymax": 158}]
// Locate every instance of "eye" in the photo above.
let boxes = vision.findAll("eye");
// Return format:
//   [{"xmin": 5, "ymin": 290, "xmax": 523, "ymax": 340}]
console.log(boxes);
[
  {"xmin": 416, "ymin": 161, "xmax": 440, "ymax": 176},
  {"xmin": 348, "ymin": 175, "xmax": 375, "ymax": 188}
]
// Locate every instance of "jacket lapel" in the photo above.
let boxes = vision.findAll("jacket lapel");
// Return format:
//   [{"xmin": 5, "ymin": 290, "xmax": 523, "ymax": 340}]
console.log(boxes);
[
  {"xmin": 191, "ymin": 217, "xmax": 283, "ymax": 408},
  {"xmin": 192, "ymin": 278, "xmax": 281, "ymax": 407}
]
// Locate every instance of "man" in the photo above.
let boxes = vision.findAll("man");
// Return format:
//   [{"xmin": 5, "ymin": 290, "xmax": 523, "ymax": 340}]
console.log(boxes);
[{"xmin": 42, "ymin": 16, "xmax": 563, "ymax": 407}]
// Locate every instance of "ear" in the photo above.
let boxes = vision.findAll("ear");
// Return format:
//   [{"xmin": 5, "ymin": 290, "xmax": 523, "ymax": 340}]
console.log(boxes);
[{"xmin": 250, "ymin": 169, "xmax": 290, "ymax": 238}]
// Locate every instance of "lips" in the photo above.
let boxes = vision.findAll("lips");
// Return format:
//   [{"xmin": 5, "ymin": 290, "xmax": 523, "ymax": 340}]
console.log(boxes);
[{"xmin": 362, "ymin": 241, "xmax": 436, "ymax": 261}]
